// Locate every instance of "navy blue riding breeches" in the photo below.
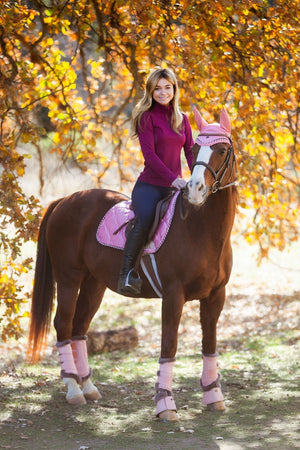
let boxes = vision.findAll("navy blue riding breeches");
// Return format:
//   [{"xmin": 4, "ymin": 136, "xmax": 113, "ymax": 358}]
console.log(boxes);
[{"xmin": 131, "ymin": 180, "xmax": 172, "ymax": 231}]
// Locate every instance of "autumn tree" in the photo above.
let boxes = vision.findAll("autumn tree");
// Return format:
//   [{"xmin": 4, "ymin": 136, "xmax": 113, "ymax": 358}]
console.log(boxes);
[{"xmin": 0, "ymin": 0, "xmax": 299, "ymax": 340}]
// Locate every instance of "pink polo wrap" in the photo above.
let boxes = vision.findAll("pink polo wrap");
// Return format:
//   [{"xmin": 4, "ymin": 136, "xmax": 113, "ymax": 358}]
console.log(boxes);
[{"xmin": 71, "ymin": 339, "xmax": 90, "ymax": 379}]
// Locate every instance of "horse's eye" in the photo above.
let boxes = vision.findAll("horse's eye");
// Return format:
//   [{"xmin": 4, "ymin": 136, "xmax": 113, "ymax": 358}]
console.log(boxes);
[{"xmin": 219, "ymin": 148, "xmax": 226, "ymax": 155}]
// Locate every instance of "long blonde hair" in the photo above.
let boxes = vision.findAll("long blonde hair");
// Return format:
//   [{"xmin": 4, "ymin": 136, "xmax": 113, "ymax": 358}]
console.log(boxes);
[{"xmin": 132, "ymin": 67, "xmax": 183, "ymax": 136}]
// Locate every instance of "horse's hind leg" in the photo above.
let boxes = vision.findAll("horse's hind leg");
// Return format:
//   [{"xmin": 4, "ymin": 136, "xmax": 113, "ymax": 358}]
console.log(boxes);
[
  {"xmin": 200, "ymin": 286, "xmax": 226, "ymax": 411},
  {"xmin": 71, "ymin": 274, "xmax": 106, "ymax": 402},
  {"xmin": 54, "ymin": 280, "xmax": 87, "ymax": 404}
]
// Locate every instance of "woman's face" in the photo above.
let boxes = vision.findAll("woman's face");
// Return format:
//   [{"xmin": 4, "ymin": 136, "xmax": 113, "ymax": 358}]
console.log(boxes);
[{"xmin": 152, "ymin": 77, "xmax": 174, "ymax": 106}]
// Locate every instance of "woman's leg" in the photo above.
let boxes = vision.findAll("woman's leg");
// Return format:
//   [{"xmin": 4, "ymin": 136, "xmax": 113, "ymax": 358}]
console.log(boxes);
[
  {"xmin": 117, "ymin": 181, "xmax": 170, "ymax": 295},
  {"xmin": 117, "ymin": 217, "xmax": 148, "ymax": 295},
  {"xmin": 131, "ymin": 181, "xmax": 170, "ymax": 231}
]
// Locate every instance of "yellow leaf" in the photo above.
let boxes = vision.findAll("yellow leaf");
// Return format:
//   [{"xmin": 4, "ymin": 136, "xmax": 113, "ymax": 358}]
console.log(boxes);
[
  {"xmin": 17, "ymin": 167, "xmax": 24, "ymax": 176},
  {"xmin": 53, "ymin": 132, "xmax": 60, "ymax": 144}
]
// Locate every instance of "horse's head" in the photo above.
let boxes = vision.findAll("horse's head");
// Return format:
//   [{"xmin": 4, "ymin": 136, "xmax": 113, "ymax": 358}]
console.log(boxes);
[{"xmin": 187, "ymin": 107, "xmax": 236, "ymax": 206}]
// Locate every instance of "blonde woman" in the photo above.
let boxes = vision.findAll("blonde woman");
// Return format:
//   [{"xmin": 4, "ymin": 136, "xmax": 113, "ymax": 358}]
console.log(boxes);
[{"xmin": 118, "ymin": 67, "xmax": 194, "ymax": 295}]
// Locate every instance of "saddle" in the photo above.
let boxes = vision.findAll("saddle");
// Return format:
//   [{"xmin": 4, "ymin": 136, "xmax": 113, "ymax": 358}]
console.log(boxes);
[
  {"xmin": 148, "ymin": 192, "xmax": 175, "ymax": 242},
  {"xmin": 120, "ymin": 191, "xmax": 175, "ymax": 243},
  {"xmin": 96, "ymin": 191, "xmax": 179, "ymax": 255}
]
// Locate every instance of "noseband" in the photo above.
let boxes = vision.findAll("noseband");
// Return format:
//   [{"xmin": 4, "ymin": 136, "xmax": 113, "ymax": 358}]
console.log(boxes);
[{"xmin": 191, "ymin": 135, "xmax": 236, "ymax": 193}]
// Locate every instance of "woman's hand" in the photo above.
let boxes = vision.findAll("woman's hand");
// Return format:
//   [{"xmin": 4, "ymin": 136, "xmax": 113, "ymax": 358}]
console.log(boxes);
[{"xmin": 171, "ymin": 177, "xmax": 187, "ymax": 190}]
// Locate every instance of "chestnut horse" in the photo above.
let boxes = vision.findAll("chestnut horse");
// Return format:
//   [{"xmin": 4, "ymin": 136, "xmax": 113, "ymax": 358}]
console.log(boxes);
[{"xmin": 28, "ymin": 108, "xmax": 237, "ymax": 421}]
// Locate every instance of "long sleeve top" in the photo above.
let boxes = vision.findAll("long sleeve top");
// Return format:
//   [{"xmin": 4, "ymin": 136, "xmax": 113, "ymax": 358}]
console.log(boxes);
[{"xmin": 137, "ymin": 102, "xmax": 194, "ymax": 187}]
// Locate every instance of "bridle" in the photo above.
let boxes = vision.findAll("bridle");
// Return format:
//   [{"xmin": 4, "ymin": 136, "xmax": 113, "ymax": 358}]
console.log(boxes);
[{"xmin": 191, "ymin": 134, "xmax": 237, "ymax": 194}]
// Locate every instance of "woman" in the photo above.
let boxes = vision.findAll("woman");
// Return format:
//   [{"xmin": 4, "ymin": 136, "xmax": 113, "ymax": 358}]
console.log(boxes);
[{"xmin": 117, "ymin": 67, "xmax": 194, "ymax": 295}]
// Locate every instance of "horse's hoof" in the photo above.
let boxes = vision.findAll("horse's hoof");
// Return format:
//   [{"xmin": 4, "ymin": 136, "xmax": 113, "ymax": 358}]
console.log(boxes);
[
  {"xmin": 206, "ymin": 401, "xmax": 225, "ymax": 411},
  {"xmin": 158, "ymin": 410, "xmax": 179, "ymax": 422},
  {"xmin": 66, "ymin": 394, "xmax": 87, "ymax": 405},
  {"xmin": 83, "ymin": 389, "xmax": 102, "ymax": 401},
  {"xmin": 81, "ymin": 379, "xmax": 102, "ymax": 401}
]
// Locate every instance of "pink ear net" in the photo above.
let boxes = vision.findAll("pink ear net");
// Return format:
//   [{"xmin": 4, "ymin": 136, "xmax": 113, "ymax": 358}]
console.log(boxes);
[
  {"xmin": 193, "ymin": 106, "xmax": 208, "ymax": 131},
  {"xmin": 194, "ymin": 107, "xmax": 232, "ymax": 146},
  {"xmin": 219, "ymin": 107, "xmax": 231, "ymax": 134}
]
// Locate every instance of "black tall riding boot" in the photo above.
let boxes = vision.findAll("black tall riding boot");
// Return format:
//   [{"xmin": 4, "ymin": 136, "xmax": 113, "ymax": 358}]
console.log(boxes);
[{"xmin": 117, "ymin": 219, "xmax": 148, "ymax": 295}]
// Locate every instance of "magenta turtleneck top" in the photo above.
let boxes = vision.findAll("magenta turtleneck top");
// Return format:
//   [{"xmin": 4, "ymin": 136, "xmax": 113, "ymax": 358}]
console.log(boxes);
[{"xmin": 137, "ymin": 102, "xmax": 194, "ymax": 187}]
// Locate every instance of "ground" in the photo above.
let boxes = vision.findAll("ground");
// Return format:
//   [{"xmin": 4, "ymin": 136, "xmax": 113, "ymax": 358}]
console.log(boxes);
[{"xmin": 0, "ymin": 240, "xmax": 299, "ymax": 449}]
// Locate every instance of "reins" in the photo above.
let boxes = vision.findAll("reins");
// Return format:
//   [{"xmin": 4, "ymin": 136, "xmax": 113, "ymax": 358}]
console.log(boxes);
[{"xmin": 179, "ymin": 189, "xmax": 189, "ymax": 220}]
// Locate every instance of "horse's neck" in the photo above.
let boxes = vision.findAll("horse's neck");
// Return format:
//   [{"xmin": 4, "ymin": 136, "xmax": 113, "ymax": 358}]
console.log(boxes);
[{"xmin": 187, "ymin": 188, "xmax": 237, "ymax": 241}]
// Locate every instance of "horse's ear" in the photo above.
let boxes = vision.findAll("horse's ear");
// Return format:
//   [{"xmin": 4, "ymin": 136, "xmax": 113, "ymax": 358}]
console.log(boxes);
[
  {"xmin": 193, "ymin": 106, "xmax": 208, "ymax": 131},
  {"xmin": 220, "ymin": 107, "xmax": 231, "ymax": 134}
]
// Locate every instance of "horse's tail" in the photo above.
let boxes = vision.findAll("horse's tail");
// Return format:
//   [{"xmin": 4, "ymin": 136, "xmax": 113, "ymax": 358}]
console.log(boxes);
[{"xmin": 27, "ymin": 198, "xmax": 62, "ymax": 362}]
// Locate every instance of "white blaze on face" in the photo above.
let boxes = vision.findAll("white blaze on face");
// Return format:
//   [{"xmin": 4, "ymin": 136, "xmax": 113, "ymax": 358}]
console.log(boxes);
[{"xmin": 187, "ymin": 146, "xmax": 213, "ymax": 205}]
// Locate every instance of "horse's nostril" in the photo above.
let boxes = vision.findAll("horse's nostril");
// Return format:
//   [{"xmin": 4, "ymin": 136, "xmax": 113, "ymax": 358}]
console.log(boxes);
[{"xmin": 198, "ymin": 184, "xmax": 203, "ymax": 192}]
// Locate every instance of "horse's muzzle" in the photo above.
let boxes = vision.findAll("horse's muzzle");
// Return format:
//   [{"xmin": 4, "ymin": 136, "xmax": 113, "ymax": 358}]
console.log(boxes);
[{"xmin": 186, "ymin": 183, "xmax": 208, "ymax": 206}]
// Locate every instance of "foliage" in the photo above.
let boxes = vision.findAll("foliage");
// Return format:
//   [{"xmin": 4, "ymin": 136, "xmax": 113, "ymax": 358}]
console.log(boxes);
[{"xmin": 0, "ymin": 0, "xmax": 299, "ymax": 339}]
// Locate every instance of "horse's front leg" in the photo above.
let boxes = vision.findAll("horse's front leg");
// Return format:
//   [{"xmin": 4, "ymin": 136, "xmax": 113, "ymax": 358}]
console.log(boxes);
[
  {"xmin": 155, "ymin": 285, "xmax": 185, "ymax": 422},
  {"xmin": 200, "ymin": 286, "xmax": 226, "ymax": 411}
]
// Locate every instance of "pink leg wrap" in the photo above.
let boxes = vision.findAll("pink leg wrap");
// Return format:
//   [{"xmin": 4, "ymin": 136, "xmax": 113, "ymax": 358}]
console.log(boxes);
[
  {"xmin": 57, "ymin": 342, "xmax": 79, "ymax": 380},
  {"xmin": 156, "ymin": 361, "xmax": 174, "ymax": 391},
  {"xmin": 71, "ymin": 337, "xmax": 91, "ymax": 379},
  {"xmin": 201, "ymin": 354, "xmax": 224, "ymax": 405},
  {"xmin": 202, "ymin": 354, "xmax": 218, "ymax": 386},
  {"xmin": 155, "ymin": 360, "xmax": 177, "ymax": 415},
  {"xmin": 156, "ymin": 395, "xmax": 177, "ymax": 416}
]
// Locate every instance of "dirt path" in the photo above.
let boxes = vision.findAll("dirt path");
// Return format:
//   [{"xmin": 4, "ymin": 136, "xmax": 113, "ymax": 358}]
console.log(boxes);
[{"xmin": 0, "ymin": 243, "xmax": 299, "ymax": 449}]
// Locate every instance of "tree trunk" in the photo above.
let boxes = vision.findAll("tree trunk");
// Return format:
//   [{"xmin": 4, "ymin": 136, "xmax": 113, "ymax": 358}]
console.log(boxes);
[{"xmin": 87, "ymin": 326, "xmax": 138, "ymax": 354}]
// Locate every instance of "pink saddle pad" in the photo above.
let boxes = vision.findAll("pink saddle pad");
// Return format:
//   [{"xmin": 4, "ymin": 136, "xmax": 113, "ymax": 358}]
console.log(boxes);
[{"xmin": 96, "ymin": 191, "xmax": 179, "ymax": 254}]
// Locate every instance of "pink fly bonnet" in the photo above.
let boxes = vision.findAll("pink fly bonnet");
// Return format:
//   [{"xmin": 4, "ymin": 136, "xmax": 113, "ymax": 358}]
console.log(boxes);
[{"xmin": 194, "ymin": 107, "xmax": 231, "ymax": 146}]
